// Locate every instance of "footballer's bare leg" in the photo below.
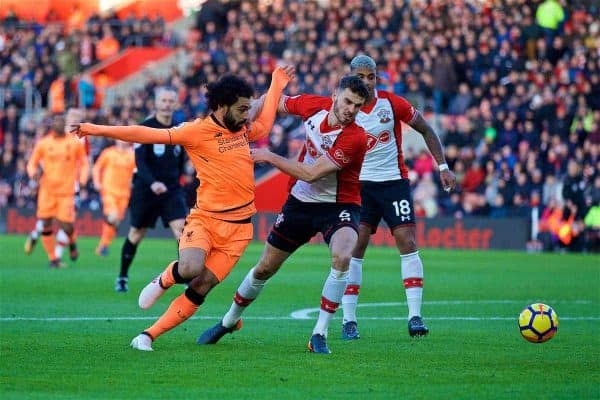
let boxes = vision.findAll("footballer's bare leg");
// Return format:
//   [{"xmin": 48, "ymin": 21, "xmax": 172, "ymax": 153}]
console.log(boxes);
[
  {"xmin": 168, "ymin": 218, "xmax": 185, "ymax": 241},
  {"xmin": 393, "ymin": 225, "xmax": 428, "ymax": 336},
  {"xmin": 128, "ymin": 226, "xmax": 147, "ymax": 245},
  {"xmin": 138, "ymin": 247, "xmax": 207, "ymax": 309}
]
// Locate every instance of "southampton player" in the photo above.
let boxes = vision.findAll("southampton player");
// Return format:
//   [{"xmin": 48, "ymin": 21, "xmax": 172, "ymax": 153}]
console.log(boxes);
[
  {"xmin": 339, "ymin": 55, "xmax": 457, "ymax": 339},
  {"xmin": 72, "ymin": 66, "xmax": 294, "ymax": 351},
  {"xmin": 92, "ymin": 140, "xmax": 136, "ymax": 256},
  {"xmin": 115, "ymin": 87, "xmax": 187, "ymax": 292},
  {"xmin": 197, "ymin": 76, "xmax": 370, "ymax": 354},
  {"xmin": 26, "ymin": 113, "xmax": 89, "ymax": 268}
]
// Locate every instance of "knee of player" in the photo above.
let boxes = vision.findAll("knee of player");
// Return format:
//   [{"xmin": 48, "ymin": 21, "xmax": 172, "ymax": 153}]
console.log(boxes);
[
  {"xmin": 177, "ymin": 258, "xmax": 200, "ymax": 277},
  {"xmin": 128, "ymin": 228, "xmax": 145, "ymax": 243},
  {"xmin": 331, "ymin": 252, "xmax": 352, "ymax": 270},
  {"xmin": 254, "ymin": 261, "xmax": 279, "ymax": 280},
  {"xmin": 393, "ymin": 227, "xmax": 417, "ymax": 252},
  {"xmin": 173, "ymin": 229, "xmax": 183, "ymax": 241},
  {"xmin": 106, "ymin": 215, "xmax": 120, "ymax": 226}
]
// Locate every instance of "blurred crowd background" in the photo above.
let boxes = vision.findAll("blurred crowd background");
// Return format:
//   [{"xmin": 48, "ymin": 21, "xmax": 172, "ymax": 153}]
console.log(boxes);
[{"xmin": 1, "ymin": 0, "xmax": 598, "ymax": 252}]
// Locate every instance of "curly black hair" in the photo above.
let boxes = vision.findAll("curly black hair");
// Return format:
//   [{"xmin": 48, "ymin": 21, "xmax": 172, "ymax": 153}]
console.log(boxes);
[{"xmin": 206, "ymin": 74, "xmax": 254, "ymax": 111}]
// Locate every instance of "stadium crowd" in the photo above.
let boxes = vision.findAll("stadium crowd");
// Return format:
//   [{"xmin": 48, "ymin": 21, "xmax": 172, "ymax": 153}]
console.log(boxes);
[{"xmin": 0, "ymin": 0, "xmax": 598, "ymax": 251}]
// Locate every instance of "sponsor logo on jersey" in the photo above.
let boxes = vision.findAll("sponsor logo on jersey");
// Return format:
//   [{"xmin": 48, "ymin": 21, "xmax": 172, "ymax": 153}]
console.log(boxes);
[
  {"xmin": 333, "ymin": 149, "xmax": 350, "ymax": 164},
  {"xmin": 365, "ymin": 130, "xmax": 391, "ymax": 152}
]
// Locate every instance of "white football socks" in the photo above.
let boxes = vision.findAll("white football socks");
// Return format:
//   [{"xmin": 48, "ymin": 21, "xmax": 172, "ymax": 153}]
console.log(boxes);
[
  {"xmin": 31, "ymin": 220, "xmax": 44, "ymax": 240},
  {"xmin": 222, "ymin": 267, "xmax": 267, "ymax": 328},
  {"xmin": 312, "ymin": 268, "xmax": 348, "ymax": 336},
  {"xmin": 342, "ymin": 257, "xmax": 363, "ymax": 323},
  {"xmin": 55, "ymin": 229, "xmax": 69, "ymax": 259},
  {"xmin": 401, "ymin": 251, "xmax": 424, "ymax": 319}
]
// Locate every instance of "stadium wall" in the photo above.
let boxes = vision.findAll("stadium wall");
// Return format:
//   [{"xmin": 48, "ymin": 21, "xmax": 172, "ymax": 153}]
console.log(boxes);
[{"xmin": 2, "ymin": 207, "xmax": 529, "ymax": 250}]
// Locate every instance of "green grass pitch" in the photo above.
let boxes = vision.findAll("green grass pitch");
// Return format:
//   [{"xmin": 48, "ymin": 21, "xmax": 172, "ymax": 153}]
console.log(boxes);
[{"xmin": 1, "ymin": 234, "xmax": 598, "ymax": 399}]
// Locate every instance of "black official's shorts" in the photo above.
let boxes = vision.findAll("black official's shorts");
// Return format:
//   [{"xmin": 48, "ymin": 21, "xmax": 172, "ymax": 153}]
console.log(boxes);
[
  {"xmin": 267, "ymin": 196, "xmax": 360, "ymax": 253},
  {"xmin": 129, "ymin": 187, "xmax": 188, "ymax": 229},
  {"xmin": 360, "ymin": 179, "xmax": 416, "ymax": 233}
]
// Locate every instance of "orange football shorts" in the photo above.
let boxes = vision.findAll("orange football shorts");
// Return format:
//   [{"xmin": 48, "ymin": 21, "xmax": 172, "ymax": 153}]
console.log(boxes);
[
  {"xmin": 36, "ymin": 186, "xmax": 76, "ymax": 223},
  {"xmin": 179, "ymin": 211, "xmax": 253, "ymax": 282},
  {"xmin": 102, "ymin": 192, "xmax": 130, "ymax": 220}
]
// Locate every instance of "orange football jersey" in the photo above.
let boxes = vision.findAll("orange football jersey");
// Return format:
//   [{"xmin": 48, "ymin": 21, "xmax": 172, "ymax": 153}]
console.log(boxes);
[
  {"xmin": 27, "ymin": 133, "xmax": 89, "ymax": 195},
  {"xmin": 93, "ymin": 145, "xmax": 136, "ymax": 198}
]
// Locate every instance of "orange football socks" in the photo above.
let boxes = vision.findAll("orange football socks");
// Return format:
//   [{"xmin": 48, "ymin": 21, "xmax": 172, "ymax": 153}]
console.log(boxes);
[
  {"xmin": 40, "ymin": 229, "xmax": 56, "ymax": 261},
  {"xmin": 99, "ymin": 222, "xmax": 117, "ymax": 247},
  {"xmin": 145, "ymin": 293, "xmax": 199, "ymax": 340},
  {"xmin": 159, "ymin": 261, "xmax": 179, "ymax": 288}
]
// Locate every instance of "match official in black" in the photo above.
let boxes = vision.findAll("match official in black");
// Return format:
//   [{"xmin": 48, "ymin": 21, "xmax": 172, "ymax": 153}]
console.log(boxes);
[{"xmin": 115, "ymin": 87, "xmax": 188, "ymax": 292}]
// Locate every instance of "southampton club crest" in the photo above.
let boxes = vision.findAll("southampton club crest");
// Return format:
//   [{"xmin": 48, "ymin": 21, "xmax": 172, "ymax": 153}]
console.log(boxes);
[
  {"xmin": 377, "ymin": 108, "xmax": 392, "ymax": 123},
  {"xmin": 321, "ymin": 135, "xmax": 333, "ymax": 151}
]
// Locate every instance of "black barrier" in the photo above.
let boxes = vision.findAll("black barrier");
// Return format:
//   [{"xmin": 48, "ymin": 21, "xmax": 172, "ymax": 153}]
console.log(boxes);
[{"xmin": 2, "ymin": 207, "xmax": 529, "ymax": 250}]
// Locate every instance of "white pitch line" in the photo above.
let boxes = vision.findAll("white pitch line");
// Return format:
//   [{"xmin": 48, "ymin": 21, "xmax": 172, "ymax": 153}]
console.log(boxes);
[
  {"xmin": 289, "ymin": 300, "xmax": 594, "ymax": 320},
  {"xmin": 0, "ymin": 316, "xmax": 599, "ymax": 322},
  {"xmin": 1, "ymin": 300, "xmax": 595, "ymax": 322}
]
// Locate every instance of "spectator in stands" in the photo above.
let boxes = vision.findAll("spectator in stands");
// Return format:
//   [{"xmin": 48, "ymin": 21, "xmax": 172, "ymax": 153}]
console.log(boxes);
[
  {"xmin": 2, "ymin": 0, "xmax": 599, "ymax": 253},
  {"xmin": 536, "ymin": 0, "xmax": 565, "ymax": 44},
  {"xmin": 96, "ymin": 24, "xmax": 120, "ymax": 61}
]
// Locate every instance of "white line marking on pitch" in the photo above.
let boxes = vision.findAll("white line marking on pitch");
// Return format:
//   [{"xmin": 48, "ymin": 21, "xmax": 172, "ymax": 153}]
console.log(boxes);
[
  {"xmin": 0, "ymin": 300, "xmax": 596, "ymax": 322},
  {"xmin": 0, "ymin": 316, "xmax": 598, "ymax": 322},
  {"xmin": 289, "ymin": 300, "xmax": 594, "ymax": 320}
]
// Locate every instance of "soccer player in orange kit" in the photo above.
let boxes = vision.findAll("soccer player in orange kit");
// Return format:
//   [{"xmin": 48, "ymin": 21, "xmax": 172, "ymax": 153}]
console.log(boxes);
[
  {"xmin": 26, "ymin": 113, "xmax": 89, "ymax": 268},
  {"xmin": 92, "ymin": 140, "xmax": 136, "ymax": 256},
  {"xmin": 72, "ymin": 66, "xmax": 294, "ymax": 351}
]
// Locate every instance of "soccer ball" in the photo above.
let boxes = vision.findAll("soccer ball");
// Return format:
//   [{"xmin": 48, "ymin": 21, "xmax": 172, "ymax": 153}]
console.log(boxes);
[{"xmin": 518, "ymin": 303, "xmax": 559, "ymax": 343}]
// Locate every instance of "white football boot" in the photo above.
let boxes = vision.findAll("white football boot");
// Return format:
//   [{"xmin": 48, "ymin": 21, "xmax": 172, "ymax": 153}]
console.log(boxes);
[
  {"xmin": 138, "ymin": 274, "xmax": 167, "ymax": 310},
  {"xmin": 130, "ymin": 334, "xmax": 153, "ymax": 351}
]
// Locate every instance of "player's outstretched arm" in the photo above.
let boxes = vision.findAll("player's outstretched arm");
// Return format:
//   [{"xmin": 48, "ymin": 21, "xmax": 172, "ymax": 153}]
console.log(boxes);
[
  {"xmin": 409, "ymin": 113, "xmax": 457, "ymax": 192},
  {"xmin": 250, "ymin": 148, "xmax": 339, "ymax": 183},
  {"xmin": 71, "ymin": 123, "xmax": 176, "ymax": 145},
  {"xmin": 249, "ymin": 66, "xmax": 295, "ymax": 141},
  {"xmin": 250, "ymin": 94, "xmax": 290, "ymax": 119}
]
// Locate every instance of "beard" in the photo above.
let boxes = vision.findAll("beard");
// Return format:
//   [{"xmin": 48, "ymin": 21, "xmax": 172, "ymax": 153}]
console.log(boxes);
[
  {"xmin": 224, "ymin": 110, "xmax": 246, "ymax": 132},
  {"xmin": 333, "ymin": 103, "xmax": 353, "ymax": 126}
]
